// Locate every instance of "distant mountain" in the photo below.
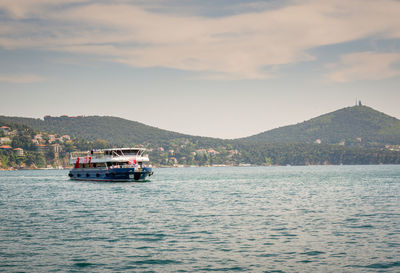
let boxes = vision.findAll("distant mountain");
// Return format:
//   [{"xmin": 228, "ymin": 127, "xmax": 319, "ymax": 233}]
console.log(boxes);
[
  {"xmin": 1, "ymin": 105, "xmax": 400, "ymax": 166},
  {"xmin": 0, "ymin": 115, "xmax": 225, "ymax": 147},
  {"xmin": 1, "ymin": 105, "xmax": 400, "ymax": 148},
  {"xmin": 241, "ymin": 105, "xmax": 400, "ymax": 146}
]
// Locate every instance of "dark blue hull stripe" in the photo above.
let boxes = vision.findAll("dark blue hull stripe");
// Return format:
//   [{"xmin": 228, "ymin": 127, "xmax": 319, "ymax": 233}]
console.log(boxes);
[{"xmin": 70, "ymin": 178, "xmax": 149, "ymax": 182}]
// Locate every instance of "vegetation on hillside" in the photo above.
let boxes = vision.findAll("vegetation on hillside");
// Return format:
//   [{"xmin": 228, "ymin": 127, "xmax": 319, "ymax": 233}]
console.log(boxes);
[
  {"xmin": 1, "ymin": 104, "xmax": 400, "ymax": 169},
  {"xmin": 236, "ymin": 142, "xmax": 400, "ymax": 165},
  {"xmin": 0, "ymin": 120, "xmax": 113, "ymax": 169},
  {"xmin": 0, "ymin": 115, "xmax": 225, "ymax": 147},
  {"xmin": 241, "ymin": 105, "xmax": 400, "ymax": 146}
]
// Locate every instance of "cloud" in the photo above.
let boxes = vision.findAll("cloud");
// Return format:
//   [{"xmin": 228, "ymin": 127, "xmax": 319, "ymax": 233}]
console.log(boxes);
[
  {"xmin": 0, "ymin": 74, "xmax": 43, "ymax": 83},
  {"xmin": 0, "ymin": 0, "xmax": 88, "ymax": 18},
  {"xmin": 1, "ymin": 0, "xmax": 400, "ymax": 79},
  {"xmin": 326, "ymin": 52, "xmax": 400, "ymax": 82}
]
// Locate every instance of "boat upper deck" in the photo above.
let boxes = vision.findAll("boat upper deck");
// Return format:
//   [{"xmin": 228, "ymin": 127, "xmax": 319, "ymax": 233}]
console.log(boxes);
[{"xmin": 70, "ymin": 148, "xmax": 149, "ymax": 164}]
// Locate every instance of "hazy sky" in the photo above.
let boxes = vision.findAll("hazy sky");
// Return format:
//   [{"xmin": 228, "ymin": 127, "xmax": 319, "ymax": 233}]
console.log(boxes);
[{"xmin": 1, "ymin": 0, "xmax": 400, "ymax": 139}]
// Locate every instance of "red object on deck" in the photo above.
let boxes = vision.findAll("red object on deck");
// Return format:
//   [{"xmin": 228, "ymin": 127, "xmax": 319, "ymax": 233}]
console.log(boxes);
[
  {"xmin": 88, "ymin": 156, "xmax": 91, "ymax": 168},
  {"xmin": 75, "ymin": 157, "xmax": 80, "ymax": 168}
]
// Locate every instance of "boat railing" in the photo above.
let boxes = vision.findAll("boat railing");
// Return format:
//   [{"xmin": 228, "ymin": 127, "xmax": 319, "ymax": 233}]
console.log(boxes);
[
  {"xmin": 110, "ymin": 164, "xmax": 136, "ymax": 169},
  {"xmin": 70, "ymin": 152, "xmax": 149, "ymax": 161},
  {"xmin": 108, "ymin": 163, "xmax": 150, "ymax": 169}
]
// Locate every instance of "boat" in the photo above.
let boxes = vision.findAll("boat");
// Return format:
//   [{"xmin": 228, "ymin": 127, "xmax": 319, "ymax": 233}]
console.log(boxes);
[{"xmin": 68, "ymin": 148, "xmax": 153, "ymax": 182}]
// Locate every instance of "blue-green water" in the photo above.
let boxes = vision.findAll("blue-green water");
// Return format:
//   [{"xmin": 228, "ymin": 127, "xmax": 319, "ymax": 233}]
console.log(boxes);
[{"xmin": 1, "ymin": 166, "xmax": 399, "ymax": 272}]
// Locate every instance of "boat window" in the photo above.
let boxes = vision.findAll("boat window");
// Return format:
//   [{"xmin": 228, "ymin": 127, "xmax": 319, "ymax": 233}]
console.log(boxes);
[
  {"xmin": 103, "ymin": 149, "xmax": 143, "ymax": 156},
  {"xmin": 124, "ymin": 149, "xmax": 140, "ymax": 155},
  {"xmin": 110, "ymin": 150, "xmax": 123, "ymax": 156}
]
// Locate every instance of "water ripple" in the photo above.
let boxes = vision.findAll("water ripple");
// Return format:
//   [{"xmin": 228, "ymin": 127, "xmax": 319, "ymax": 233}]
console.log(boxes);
[{"xmin": 0, "ymin": 166, "xmax": 399, "ymax": 272}]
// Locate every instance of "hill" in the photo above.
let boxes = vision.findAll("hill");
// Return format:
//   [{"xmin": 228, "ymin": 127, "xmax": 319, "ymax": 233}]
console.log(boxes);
[
  {"xmin": 2, "ymin": 105, "xmax": 399, "ymax": 148},
  {"xmin": 240, "ymin": 105, "xmax": 400, "ymax": 147},
  {"xmin": 1, "ymin": 105, "xmax": 400, "ymax": 167},
  {"xmin": 0, "ymin": 115, "xmax": 225, "ymax": 148}
]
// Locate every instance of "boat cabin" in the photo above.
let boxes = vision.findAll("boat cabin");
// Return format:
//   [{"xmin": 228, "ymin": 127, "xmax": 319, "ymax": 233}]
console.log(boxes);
[{"xmin": 70, "ymin": 148, "xmax": 149, "ymax": 169}]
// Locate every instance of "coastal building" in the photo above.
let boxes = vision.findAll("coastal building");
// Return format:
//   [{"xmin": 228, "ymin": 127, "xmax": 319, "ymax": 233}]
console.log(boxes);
[
  {"xmin": 0, "ymin": 137, "xmax": 11, "ymax": 144},
  {"xmin": 48, "ymin": 134, "xmax": 57, "ymax": 143},
  {"xmin": 0, "ymin": 126, "xmax": 11, "ymax": 135},
  {"xmin": 51, "ymin": 143, "xmax": 62, "ymax": 153},
  {"xmin": 207, "ymin": 148, "xmax": 220, "ymax": 155},
  {"xmin": 0, "ymin": 145, "xmax": 12, "ymax": 150},
  {"xmin": 13, "ymin": 148, "xmax": 24, "ymax": 156},
  {"xmin": 60, "ymin": 135, "xmax": 71, "ymax": 142},
  {"xmin": 169, "ymin": 157, "xmax": 178, "ymax": 164},
  {"xmin": 33, "ymin": 134, "xmax": 43, "ymax": 144},
  {"xmin": 36, "ymin": 144, "xmax": 47, "ymax": 153},
  {"xmin": 385, "ymin": 144, "xmax": 400, "ymax": 151},
  {"xmin": 196, "ymin": 148, "xmax": 220, "ymax": 155},
  {"xmin": 226, "ymin": 150, "xmax": 240, "ymax": 158}
]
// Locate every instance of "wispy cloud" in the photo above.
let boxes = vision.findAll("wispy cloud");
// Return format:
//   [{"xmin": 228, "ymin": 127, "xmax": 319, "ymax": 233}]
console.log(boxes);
[
  {"xmin": 326, "ymin": 52, "xmax": 400, "ymax": 82},
  {"xmin": 0, "ymin": 74, "xmax": 43, "ymax": 83},
  {"xmin": 0, "ymin": 0, "xmax": 87, "ymax": 18},
  {"xmin": 1, "ymin": 0, "xmax": 400, "ymax": 79}
]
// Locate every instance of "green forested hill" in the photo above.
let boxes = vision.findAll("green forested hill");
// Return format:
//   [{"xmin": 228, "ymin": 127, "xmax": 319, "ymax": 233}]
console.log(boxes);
[
  {"xmin": 2, "ymin": 105, "xmax": 399, "ymax": 148},
  {"xmin": 0, "ymin": 115, "xmax": 225, "ymax": 148},
  {"xmin": 241, "ymin": 105, "xmax": 400, "ymax": 146},
  {"xmin": 1, "ymin": 105, "xmax": 400, "ymax": 167}
]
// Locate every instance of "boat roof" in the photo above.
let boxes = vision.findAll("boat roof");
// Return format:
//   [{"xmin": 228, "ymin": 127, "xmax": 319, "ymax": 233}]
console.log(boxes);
[{"xmin": 102, "ymin": 147, "xmax": 146, "ymax": 151}]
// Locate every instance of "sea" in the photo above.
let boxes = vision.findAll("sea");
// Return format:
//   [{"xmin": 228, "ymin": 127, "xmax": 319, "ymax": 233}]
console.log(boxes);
[{"xmin": 0, "ymin": 165, "xmax": 399, "ymax": 272}]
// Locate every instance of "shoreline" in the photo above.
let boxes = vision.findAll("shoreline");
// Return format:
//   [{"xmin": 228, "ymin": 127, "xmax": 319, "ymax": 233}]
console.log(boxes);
[{"xmin": 1, "ymin": 163, "xmax": 398, "ymax": 171}]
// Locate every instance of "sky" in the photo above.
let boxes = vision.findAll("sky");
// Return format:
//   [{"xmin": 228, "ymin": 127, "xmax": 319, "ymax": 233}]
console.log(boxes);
[{"xmin": 0, "ymin": 0, "xmax": 400, "ymax": 139}]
